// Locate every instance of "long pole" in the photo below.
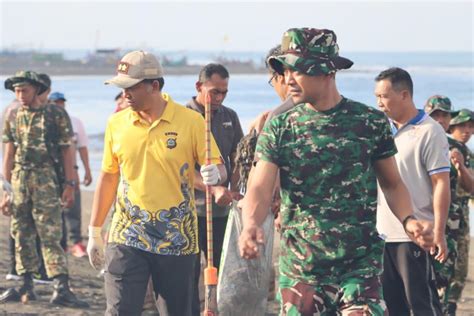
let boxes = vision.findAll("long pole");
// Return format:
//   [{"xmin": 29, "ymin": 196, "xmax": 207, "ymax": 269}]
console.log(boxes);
[{"xmin": 203, "ymin": 94, "xmax": 218, "ymax": 315}]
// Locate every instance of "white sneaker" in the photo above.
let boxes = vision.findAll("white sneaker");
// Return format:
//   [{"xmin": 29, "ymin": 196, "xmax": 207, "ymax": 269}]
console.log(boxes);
[
  {"xmin": 5, "ymin": 273, "xmax": 21, "ymax": 281},
  {"xmin": 97, "ymin": 269, "xmax": 105, "ymax": 278}
]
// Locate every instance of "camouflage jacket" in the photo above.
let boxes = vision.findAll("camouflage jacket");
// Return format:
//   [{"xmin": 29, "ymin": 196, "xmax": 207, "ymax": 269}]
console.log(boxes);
[
  {"xmin": 256, "ymin": 97, "xmax": 397, "ymax": 284},
  {"xmin": 2, "ymin": 103, "xmax": 73, "ymax": 175}
]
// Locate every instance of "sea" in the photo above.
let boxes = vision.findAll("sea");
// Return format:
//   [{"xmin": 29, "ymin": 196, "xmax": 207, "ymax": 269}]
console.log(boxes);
[{"xmin": 0, "ymin": 51, "xmax": 473, "ymax": 230}]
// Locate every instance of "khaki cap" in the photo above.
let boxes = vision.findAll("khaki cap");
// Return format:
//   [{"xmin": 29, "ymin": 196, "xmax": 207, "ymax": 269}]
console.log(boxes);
[{"xmin": 105, "ymin": 50, "xmax": 164, "ymax": 89}]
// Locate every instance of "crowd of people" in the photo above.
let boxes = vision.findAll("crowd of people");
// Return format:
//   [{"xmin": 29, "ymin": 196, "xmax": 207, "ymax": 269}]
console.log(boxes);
[{"xmin": 0, "ymin": 27, "xmax": 473, "ymax": 316}]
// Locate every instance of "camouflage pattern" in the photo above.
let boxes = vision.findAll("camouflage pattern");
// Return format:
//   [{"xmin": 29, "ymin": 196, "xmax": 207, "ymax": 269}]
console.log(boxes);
[
  {"xmin": 268, "ymin": 28, "xmax": 353, "ymax": 76},
  {"xmin": 4, "ymin": 70, "xmax": 49, "ymax": 95},
  {"xmin": 448, "ymin": 144, "xmax": 472, "ymax": 303},
  {"xmin": 449, "ymin": 108, "xmax": 473, "ymax": 126},
  {"xmin": 277, "ymin": 273, "xmax": 387, "ymax": 315},
  {"xmin": 10, "ymin": 167, "xmax": 68, "ymax": 277},
  {"xmin": 2, "ymin": 103, "xmax": 73, "ymax": 277},
  {"xmin": 256, "ymin": 98, "xmax": 396, "ymax": 293},
  {"xmin": 424, "ymin": 95, "xmax": 459, "ymax": 116},
  {"xmin": 234, "ymin": 129, "xmax": 258, "ymax": 193}
]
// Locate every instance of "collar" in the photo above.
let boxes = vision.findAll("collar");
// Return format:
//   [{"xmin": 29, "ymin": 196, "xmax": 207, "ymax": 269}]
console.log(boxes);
[
  {"xmin": 187, "ymin": 97, "xmax": 224, "ymax": 114},
  {"xmin": 389, "ymin": 109, "xmax": 427, "ymax": 135},
  {"xmin": 129, "ymin": 93, "xmax": 175, "ymax": 125}
]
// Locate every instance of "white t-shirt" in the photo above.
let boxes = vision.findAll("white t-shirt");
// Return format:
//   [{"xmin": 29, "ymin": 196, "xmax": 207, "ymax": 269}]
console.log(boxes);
[
  {"xmin": 70, "ymin": 116, "xmax": 88, "ymax": 149},
  {"xmin": 377, "ymin": 111, "xmax": 450, "ymax": 242}
]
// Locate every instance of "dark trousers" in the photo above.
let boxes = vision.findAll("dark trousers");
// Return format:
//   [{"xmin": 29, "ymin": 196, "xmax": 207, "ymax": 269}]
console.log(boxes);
[
  {"xmin": 192, "ymin": 215, "xmax": 228, "ymax": 316},
  {"xmin": 383, "ymin": 242, "xmax": 442, "ymax": 316},
  {"xmin": 105, "ymin": 243, "xmax": 197, "ymax": 316},
  {"xmin": 63, "ymin": 188, "xmax": 82, "ymax": 244}
]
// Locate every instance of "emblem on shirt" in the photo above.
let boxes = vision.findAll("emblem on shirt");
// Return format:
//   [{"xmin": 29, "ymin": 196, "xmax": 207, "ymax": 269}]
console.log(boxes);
[
  {"xmin": 165, "ymin": 132, "xmax": 178, "ymax": 149},
  {"xmin": 222, "ymin": 121, "xmax": 233, "ymax": 128}
]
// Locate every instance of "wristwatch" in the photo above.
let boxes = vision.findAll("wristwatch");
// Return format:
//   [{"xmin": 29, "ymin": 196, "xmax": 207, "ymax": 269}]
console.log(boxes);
[
  {"xmin": 65, "ymin": 180, "xmax": 77, "ymax": 187},
  {"xmin": 402, "ymin": 215, "xmax": 416, "ymax": 232}
]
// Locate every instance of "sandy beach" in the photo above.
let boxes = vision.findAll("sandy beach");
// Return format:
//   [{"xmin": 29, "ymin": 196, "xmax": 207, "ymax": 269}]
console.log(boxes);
[{"xmin": 1, "ymin": 190, "xmax": 474, "ymax": 315}]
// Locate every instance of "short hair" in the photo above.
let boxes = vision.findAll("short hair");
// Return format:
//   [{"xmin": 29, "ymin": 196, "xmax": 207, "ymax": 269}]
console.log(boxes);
[
  {"xmin": 37, "ymin": 73, "xmax": 51, "ymax": 89},
  {"xmin": 142, "ymin": 78, "xmax": 165, "ymax": 91},
  {"xmin": 198, "ymin": 63, "xmax": 229, "ymax": 83},
  {"xmin": 375, "ymin": 67, "xmax": 413, "ymax": 96},
  {"xmin": 115, "ymin": 92, "xmax": 123, "ymax": 100},
  {"xmin": 265, "ymin": 45, "xmax": 282, "ymax": 70}
]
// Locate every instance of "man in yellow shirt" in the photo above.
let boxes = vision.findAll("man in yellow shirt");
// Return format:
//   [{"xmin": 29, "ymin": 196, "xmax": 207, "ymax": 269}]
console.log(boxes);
[{"xmin": 86, "ymin": 51, "xmax": 226, "ymax": 316}]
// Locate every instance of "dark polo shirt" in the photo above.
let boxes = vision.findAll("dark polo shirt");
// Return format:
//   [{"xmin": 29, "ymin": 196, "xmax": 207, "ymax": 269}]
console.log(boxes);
[{"xmin": 186, "ymin": 97, "xmax": 244, "ymax": 217}]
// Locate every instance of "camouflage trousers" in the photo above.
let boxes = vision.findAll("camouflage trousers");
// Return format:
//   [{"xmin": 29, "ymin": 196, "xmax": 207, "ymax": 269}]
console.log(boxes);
[
  {"xmin": 434, "ymin": 202, "xmax": 470, "ymax": 305},
  {"xmin": 448, "ymin": 204, "xmax": 470, "ymax": 302},
  {"xmin": 277, "ymin": 274, "xmax": 387, "ymax": 316},
  {"xmin": 10, "ymin": 166, "xmax": 68, "ymax": 278}
]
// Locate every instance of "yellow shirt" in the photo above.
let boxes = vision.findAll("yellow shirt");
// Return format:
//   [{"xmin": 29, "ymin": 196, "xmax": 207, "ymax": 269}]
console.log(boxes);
[{"xmin": 103, "ymin": 93, "xmax": 222, "ymax": 255}]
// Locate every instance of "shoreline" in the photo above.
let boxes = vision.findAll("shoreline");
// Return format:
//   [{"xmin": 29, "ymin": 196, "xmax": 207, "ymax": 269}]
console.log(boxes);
[{"xmin": 1, "ymin": 190, "xmax": 473, "ymax": 315}]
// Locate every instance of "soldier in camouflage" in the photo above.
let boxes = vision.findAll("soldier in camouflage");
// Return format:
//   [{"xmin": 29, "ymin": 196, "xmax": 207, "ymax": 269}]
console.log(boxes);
[
  {"xmin": 445, "ymin": 109, "xmax": 474, "ymax": 315},
  {"xmin": 0, "ymin": 71, "xmax": 88, "ymax": 308},
  {"xmin": 425, "ymin": 96, "xmax": 474, "ymax": 315},
  {"xmin": 238, "ymin": 28, "xmax": 435, "ymax": 316}
]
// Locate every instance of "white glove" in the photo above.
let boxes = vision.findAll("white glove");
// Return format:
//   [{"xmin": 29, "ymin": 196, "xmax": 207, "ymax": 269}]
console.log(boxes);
[
  {"xmin": 200, "ymin": 164, "xmax": 221, "ymax": 186},
  {"xmin": 87, "ymin": 226, "xmax": 105, "ymax": 270}
]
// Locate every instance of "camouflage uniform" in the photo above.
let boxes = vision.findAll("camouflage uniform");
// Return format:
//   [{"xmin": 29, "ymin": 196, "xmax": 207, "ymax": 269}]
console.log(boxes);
[
  {"xmin": 424, "ymin": 95, "xmax": 466, "ymax": 307},
  {"xmin": 2, "ymin": 99, "xmax": 73, "ymax": 278},
  {"xmin": 256, "ymin": 99, "xmax": 396, "ymax": 315},
  {"xmin": 446, "ymin": 110, "xmax": 474, "ymax": 305},
  {"xmin": 434, "ymin": 137, "xmax": 468, "ymax": 305}
]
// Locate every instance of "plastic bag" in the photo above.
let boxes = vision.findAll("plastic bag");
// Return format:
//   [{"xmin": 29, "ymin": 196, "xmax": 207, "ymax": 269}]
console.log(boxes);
[{"xmin": 217, "ymin": 201, "xmax": 274, "ymax": 316}]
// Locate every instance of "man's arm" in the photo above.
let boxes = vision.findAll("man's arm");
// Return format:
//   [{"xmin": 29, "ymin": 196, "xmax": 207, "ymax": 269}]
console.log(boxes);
[
  {"xmin": 450, "ymin": 148, "xmax": 474, "ymax": 193},
  {"xmin": 61, "ymin": 145, "xmax": 76, "ymax": 208},
  {"xmin": 239, "ymin": 160, "xmax": 278, "ymax": 259},
  {"xmin": 78, "ymin": 146, "xmax": 93, "ymax": 186},
  {"xmin": 2, "ymin": 142, "xmax": 15, "ymax": 183},
  {"xmin": 430, "ymin": 171, "xmax": 450, "ymax": 261},
  {"xmin": 374, "ymin": 157, "xmax": 414, "ymax": 222},
  {"xmin": 87, "ymin": 171, "xmax": 119, "ymax": 269},
  {"xmin": 89, "ymin": 171, "xmax": 120, "ymax": 228},
  {"xmin": 374, "ymin": 156, "xmax": 435, "ymax": 252},
  {"xmin": 1, "ymin": 142, "xmax": 15, "ymax": 215}
]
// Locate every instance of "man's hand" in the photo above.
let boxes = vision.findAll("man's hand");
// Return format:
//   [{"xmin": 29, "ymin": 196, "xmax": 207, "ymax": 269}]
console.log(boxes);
[
  {"xmin": 0, "ymin": 191, "xmax": 12, "ymax": 216},
  {"xmin": 404, "ymin": 219, "xmax": 435, "ymax": 251},
  {"xmin": 450, "ymin": 148, "xmax": 464, "ymax": 173},
  {"xmin": 431, "ymin": 232, "xmax": 448, "ymax": 263},
  {"xmin": 200, "ymin": 164, "xmax": 220, "ymax": 186},
  {"xmin": 239, "ymin": 224, "xmax": 265, "ymax": 260},
  {"xmin": 61, "ymin": 186, "xmax": 75, "ymax": 208},
  {"xmin": 211, "ymin": 186, "xmax": 233, "ymax": 206},
  {"xmin": 87, "ymin": 226, "xmax": 105, "ymax": 270},
  {"xmin": 83, "ymin": 170, "xmax": 93, "ymax": 186}
]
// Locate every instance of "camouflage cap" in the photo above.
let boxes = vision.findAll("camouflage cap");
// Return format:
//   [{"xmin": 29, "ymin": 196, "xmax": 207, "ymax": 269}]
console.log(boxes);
[
  {"xmin": 449, "ymin": 108, "xmax": 474, "ymax": 126},
  {"xmin": 105, "ymin": 50, "xmax": 164, "ymax": 89},
  {"xmin": 4, "ymin": 70, "xmax": 49, "ymax": 95},
  {"xmin": 268, "ymin": 28, "xmax": 353, "ymax": 76},
  {"xmin": 37, "ymin": 73, "xmax": 52, "ymax": 90},
  {"xmin": 424, "ymin": 95, "xmax": 459, "ymax": 116}
]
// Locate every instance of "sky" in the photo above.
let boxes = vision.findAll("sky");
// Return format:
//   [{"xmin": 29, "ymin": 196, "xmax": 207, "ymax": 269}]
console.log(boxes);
[{"xmin": 0, "ymin": 0, "xmax": 473, "ymax": 52}]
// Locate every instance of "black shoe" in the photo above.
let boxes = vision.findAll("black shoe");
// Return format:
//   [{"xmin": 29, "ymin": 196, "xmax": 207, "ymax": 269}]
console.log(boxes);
[
  {"xmin": 0, "ymin": 288, "xmax": 20, "ymax": 303},
  {"xmin": 50, "ymin": 274, "xmax": 89, "ymax": 308},
  {"xmin": 18, "ymin": 285, "xmax": 37, "ymax": 301},
  {"xmin": 445, "ymin": 302, "xmax": 457, "ymax": 316}
]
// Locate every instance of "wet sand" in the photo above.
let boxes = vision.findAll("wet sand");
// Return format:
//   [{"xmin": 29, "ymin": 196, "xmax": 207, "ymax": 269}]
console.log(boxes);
[{"xmin": 0, "ymin": 190, "xmax": 473, "ymax": 315}]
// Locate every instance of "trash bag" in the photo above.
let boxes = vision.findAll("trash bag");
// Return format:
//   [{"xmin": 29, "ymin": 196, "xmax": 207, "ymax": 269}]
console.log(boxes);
[{"xmin": 217, "ymin": 201, "xmax": 274, "ymax": 316}]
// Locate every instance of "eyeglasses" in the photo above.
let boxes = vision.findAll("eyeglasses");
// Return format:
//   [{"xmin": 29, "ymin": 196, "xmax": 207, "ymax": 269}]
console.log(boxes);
[{"xmin": 268, "ymin": 73, "xmax": 277, "ymax": 87}]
